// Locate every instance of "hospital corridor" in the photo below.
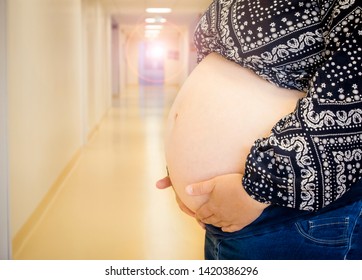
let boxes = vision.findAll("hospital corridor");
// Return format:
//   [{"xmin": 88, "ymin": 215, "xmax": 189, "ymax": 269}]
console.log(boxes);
[{"xmin": 0, "ymin": 0, "xmax": 211, "ymax": 259}]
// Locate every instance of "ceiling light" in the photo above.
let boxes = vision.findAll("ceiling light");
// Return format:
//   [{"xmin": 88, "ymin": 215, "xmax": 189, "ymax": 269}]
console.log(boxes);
[
  {"xmin": 145, "ymin": 18, "xmax": 157, "ymax": 24},
  {"xmin": 145, "ymin": 17, "xmax": 167, "ymax": 24},
  {"xmin": 145, "ymin": 25, "xmax": 163, "ymax": 30},
  {"xmin": 146, "ymin": 8, "xmax": 172, "ymax": 14}
]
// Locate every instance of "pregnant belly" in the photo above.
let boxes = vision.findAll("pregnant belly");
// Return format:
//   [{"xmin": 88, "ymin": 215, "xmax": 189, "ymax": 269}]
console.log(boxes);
[{"xmin": 165, "ymin": 53, "xmax": 305, "ymax": 212}]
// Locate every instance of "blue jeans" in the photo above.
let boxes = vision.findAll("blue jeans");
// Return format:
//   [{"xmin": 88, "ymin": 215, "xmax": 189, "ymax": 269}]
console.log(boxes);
[{"xmin": 205, "ymin": 181, "xmax": 362, "ymax": 260}]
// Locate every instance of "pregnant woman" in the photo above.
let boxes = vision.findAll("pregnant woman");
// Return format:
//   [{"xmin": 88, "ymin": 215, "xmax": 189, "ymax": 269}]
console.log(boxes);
[{"xmin": 157, "ymin": 0, "xmax": 362, "ymax": 259}]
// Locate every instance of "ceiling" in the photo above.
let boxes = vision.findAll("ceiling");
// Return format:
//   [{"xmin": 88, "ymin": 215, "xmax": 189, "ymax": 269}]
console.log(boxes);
[
  {"xmin": 104, "ymin": 0, "xmax": 212, "ymax": 15},
  {"xmin": 104, "ymin": 0, "xmax": 212, "ymax": 36}
]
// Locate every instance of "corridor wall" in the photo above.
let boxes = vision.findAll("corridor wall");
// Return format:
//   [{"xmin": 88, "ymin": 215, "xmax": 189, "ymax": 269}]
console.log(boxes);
[
  {"xmin": 82, "ymin": 0, "xmax": 111, "ymax": 137},
  {"xmin": 8, "ymin": 0, "xmax": 112, "ymax": 252}
]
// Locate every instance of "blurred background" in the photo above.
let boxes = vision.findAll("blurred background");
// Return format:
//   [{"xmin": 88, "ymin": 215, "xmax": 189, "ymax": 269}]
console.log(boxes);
[{"xmin": 0, "ymin": 0, "xmax": 212, "ymax": 259}]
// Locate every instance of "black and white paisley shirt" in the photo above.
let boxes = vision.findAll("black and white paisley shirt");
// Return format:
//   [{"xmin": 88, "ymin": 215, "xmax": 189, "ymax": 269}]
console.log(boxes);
[{"xmin": 194, "ymin": 0, "xmax": 362, "ymax": 211}]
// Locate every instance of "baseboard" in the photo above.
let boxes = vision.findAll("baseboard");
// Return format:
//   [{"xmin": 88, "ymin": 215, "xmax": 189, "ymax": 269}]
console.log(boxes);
[
  {"xmin": 87, "ymin": 107, "xmax": 113, "ymax": 143},
  {"xmin": 12, "ymin": 148, "xmax": 82, "ymax": 259},
  {"xmin": 87, "ymin": 124, "xmax": 99, "ymax": 142}
]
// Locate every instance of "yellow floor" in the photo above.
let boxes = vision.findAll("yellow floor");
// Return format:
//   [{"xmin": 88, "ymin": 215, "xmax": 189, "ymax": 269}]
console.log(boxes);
[{"xmin": 14, "ymin": 85, "xmax": 205, "ymax": 260}]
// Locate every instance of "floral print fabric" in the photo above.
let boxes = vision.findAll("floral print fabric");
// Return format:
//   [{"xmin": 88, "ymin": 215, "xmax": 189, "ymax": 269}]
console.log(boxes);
[{"xmin": 194, "ymin": 0, "xmax": 362, "ymax": 211}]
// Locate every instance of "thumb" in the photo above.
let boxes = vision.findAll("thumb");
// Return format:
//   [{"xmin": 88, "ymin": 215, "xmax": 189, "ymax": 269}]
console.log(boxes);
[
  {"xmin": 156, "ymin": 176, "xmax": 172, "ymax": 189},
  {"xmin": 186, "ymin": 179, "xmax": 215, "ymax": 196}
]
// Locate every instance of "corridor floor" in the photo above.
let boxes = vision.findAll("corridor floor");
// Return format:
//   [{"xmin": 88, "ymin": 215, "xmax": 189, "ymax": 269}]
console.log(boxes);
[{"xmin": 14, "ymin": 86, "xmax": 205, "ymax": 260}]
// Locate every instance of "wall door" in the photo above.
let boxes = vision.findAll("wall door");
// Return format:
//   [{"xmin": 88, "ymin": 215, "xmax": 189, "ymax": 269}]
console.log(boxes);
[
  {"xmin": 111, "ymin": 21, "xmax": 120, "ymax": 95},
  {"xmin": 0, "ymin": 0, "xmax": 11, "ymax": 260}
]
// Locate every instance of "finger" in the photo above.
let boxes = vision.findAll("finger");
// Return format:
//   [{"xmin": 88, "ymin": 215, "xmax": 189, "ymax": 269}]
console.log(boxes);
[
  {"xmin": 186, "ymin": 179, "xmax": 215, "ymax": 196},
  {"xmin": 195, "ymin": 204, "xmax": 214, "ymax": 221},
  {"xmin": 156, "ymin": 176, "xmax": 172, "ymax": 189}
]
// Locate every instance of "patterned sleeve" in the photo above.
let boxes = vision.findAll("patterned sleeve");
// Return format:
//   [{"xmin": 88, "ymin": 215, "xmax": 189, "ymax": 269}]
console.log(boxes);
[
  {"xmin": 243, "ymin": 22, "xmax": 362, "ymax": 211},
  {"xmin": 194, "ymin": 0, "xmax": 362, "ymax": 211}
]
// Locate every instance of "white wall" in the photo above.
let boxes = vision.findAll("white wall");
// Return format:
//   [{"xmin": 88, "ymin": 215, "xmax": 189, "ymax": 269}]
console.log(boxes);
[
  {"xmin": 83, "ymin": 0, "xmax": 111, "ymax": 133},
  {"xmin": 187, "ymin": 17, "xmax": 200, "ymax": 74},
  {"xmin": 164, "ymin": 32, "xmax": 185, "ymax": 86},
  {"xmin": 8, "ymin": 0, "xmax": 111, "ymax": 237},
  {"xmin": 180, "ymin": 28, "xmax": 190, "ymax": 85}
]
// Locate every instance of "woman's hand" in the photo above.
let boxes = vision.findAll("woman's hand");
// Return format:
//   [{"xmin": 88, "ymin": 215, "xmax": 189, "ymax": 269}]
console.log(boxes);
[
  {"xmin": 186, "ymin": 173, "xmax": 268, "ymax": 232},
  {"xmin": 155, "ymin": 176, "xmax": 172, "ymax": 189},
  {"xmin": 156, "ymin": 176, "xmax": 199, "ymax": 220}
]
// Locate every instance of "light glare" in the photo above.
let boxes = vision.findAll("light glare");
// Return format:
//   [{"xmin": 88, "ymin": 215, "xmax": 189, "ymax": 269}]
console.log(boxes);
[
  {"xmin": 146, "ymin": 8, "xmax": 172, "ymax": 14},
  {"xmin": 145, "ymin": 17, "xmax": 167, "ymax": 24},
  {"xmin": 147, "ymin": 43, "xmax": 165, "ymax": 59}
]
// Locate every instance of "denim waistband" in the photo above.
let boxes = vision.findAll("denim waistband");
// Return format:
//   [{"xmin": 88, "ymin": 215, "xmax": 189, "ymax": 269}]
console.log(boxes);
[{"xmin": 206, "ymin": 178, "xmax": 362, "ymax": 238}]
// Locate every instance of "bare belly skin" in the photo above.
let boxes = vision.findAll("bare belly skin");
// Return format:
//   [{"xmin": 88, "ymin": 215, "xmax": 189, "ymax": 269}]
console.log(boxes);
[{"xmin": 165, "ymin": 53, "xmax": 305, "ymax": 211}]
